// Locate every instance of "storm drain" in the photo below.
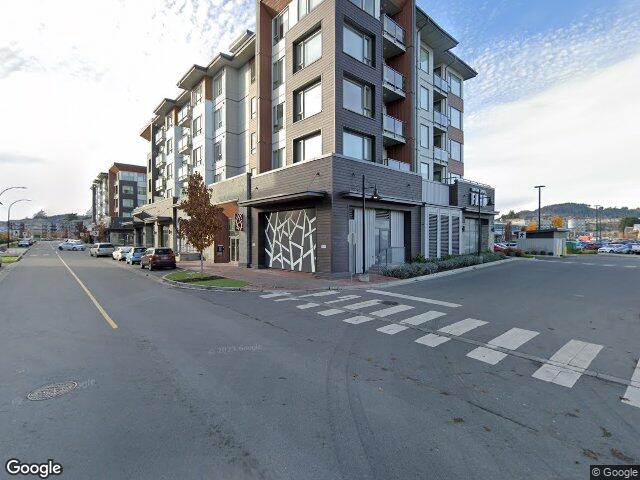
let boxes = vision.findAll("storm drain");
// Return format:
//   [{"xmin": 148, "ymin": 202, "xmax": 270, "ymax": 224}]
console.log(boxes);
[
  {"xmin": 27, "ymin": 381, "xmax": 78, "ymax": 401},
  {"xmin": 381, "ymin": 300, "xmax": 398, "ymax": 306}
]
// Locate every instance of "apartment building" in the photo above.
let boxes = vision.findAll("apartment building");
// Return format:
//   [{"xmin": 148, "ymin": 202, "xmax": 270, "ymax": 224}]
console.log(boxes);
[
  {"xmin": 90, "ymin": 163, "xmax": 147, "ymax": 244},
  {"xmin": 133, "ymin": 0, "xmax": 496, "ymax": 274}
]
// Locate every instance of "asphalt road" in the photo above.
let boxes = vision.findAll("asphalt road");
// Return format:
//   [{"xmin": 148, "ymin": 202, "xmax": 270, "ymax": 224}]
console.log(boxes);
[{"xmin": 0, "ymin": 242, "xmax": 638, "ymax": 479}]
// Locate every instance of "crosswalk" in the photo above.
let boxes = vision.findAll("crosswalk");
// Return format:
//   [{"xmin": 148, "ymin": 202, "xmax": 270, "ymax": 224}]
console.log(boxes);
[{"xmin": 259, "ymin": 289, "xmax": 640, "ymax": 410}]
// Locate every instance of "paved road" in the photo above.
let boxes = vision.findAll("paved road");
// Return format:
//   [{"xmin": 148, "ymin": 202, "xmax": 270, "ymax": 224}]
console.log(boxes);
[{"xmin": 1, "ymin": 242, "xmax": 638, "ymax": 479}]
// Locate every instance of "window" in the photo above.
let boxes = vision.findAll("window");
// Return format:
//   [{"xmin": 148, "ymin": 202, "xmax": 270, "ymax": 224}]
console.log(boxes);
[
  {"xmin": 272, "ymin": 148, "xmax": 284, "ymax": 168},
  {"xmin": 166, "ymin": 163, "xmax": 173, "ymax": 178},
  {"xmin": 419, "ymin": 86, "xmax": 429, "ymax": 110},
  {"xmin": 250, "ymin": 97, "xmax": 257, "ymax": 119},
  {"xmin": 213, "ymin": 174, "xmax": 221, "ymax": 183},
  {"xmin": 273, "ymin": 8, "xmax": 289, "ymax": 44},
  {"xmin": 122, "ymin": 211, "xmax": 132, "ymax": 218},
  {"xmin": 450, "ymin": 73, "xmax": 462, "ymax": 97},
  {"xmin": 193, "ymin": 115, "xmax": 203, "ymax": 136},
  {"xmin": 193, "ymin": 146, "xmax": 203, "ymax": 165},
  {"xmin": 343, "ymin": 24, "xmax": 372, "ymax": 66},
  {"xmin": 294, "ymin": 81, "xmax": 321, "ymax": 121},
  {"xmin": 214, "ymin": 142, "xmax": 222, "ymax": 162},
  {"xmin": 249, "ymin": 59, "xmax": 256, "ymax": 83},
  {"xmin": 273, "ymin": 58, "xmax": 284, "ymax": 88},
  {"xmin": 122, "ymin": 185, "xmax": 134, "ymax": 195},
  {"xmin": 294, "ymin": 30, "xmax": 322, "ymax": 72},
  {"xmin": 343, "ymin": 130, "xmax": 372, "ymax": 161},
  {"xmin": 450, "ymin": 140, "xmax": 462, "ymax": 161},
  {"xmin": 166, "ymin": 138, "xmax": 173, "ymax": 154},
  {"xmin": 122, "ymin": 199, "xmax": 134, "ymax": 208},
  {"xmin": 420, "ymin": 124, "xmax": 429, "ymax": 148},
  {"xmin": 293, "ymin": 132, "xmax": 322, "ymax": 162},
  {"xmin": 214, "ymin": 75, "xmax": 223, "ymax": 97},
  {"xmin": 450, "ymin": 107, "xmax": 462, "ymax": 129},
  {"xmin": 343, "ymin": 78, "xmax": 372, "ymax": 117},
  {"xmin": 214, "ymin": 108, "xmax": 223, "ymax": 129},
  {"xmin": 419, "ymin": 46, "xmax": 429, "ymax": 72},
  {"xmin": 349, "ymin": 0, "xmax": 375, "ymax": 16},
  {"xmin": 250, "ymin": 132, "xmax": 257, "ymax": 155},
  {"xmin": 166, "ymin": 114, "xmax": 173, "ymax": 128},
  {"xmin": 138, "ymin": 186, "xmax": 147, "ymax": 196},
  {"xmin": 298, "ymin": 0, "xmax": 322, "ymax": 20},
  {"xmin": 192, "ymin": 83, "xmax": 203, "ymax": 105},
  {"xmin": 166, "ymin": 188, "xmax": 173, "ymax": 198},
  {"xmin": 273, "ymin": 102, "xmax": 284, "ymax": 132}
]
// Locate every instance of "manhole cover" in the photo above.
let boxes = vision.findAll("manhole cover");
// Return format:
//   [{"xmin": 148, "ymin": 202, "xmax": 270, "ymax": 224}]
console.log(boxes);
[
  {"xmin": 27, "ymin": 381, "xmax": 77, "ymax": 401},
  {"xmin": 381, "ymin": 300, "xmax": 398, "ymax": 306}
]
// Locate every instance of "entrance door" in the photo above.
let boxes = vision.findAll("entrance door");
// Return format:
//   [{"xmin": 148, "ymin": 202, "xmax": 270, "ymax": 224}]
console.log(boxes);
[
  {"xmin": 374, "ymin": 210, "xmax": 391, "ymax": 265},
  {"xmin": 229, "ymin": 236, "xmax": 239, "ymax": 263}
]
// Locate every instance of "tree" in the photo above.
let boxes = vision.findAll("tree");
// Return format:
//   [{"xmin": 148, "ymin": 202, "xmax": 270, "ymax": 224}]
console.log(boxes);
[
  {"xmin": 502, "ymin": 210, "xmax": 518, "ymax": 220},
  {"xmin": 75, "ymin": 222, "xmax": 90, "ymax": 243},
  {"xmin": 32, "ymin": 209, "xmax": 47, "ymax": 219},
  {"xmin": 177, "ymin": 172, "xmax": 223, "ymax": 273},
  {"xmin": 551, "ymin": 216, "xmax": 564, "ymax": 228},
  {"xmin": 619, "ymin": 217, "xmax": 640, "ymax": 232},
  {"xmin": 526, "ymin": 222, "xmax": 538, "ymax": 232},
  {"xmin": 96, "ymin": 223, "xmax": 108, "ymax": 242},
  {"xmin": 505, "ymin": 222, "xmax": 513, "ymax": 241}
]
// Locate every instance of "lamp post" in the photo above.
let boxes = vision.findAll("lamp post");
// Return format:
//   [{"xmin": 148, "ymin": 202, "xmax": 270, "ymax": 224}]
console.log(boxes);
[
  {"xmin": 7, "ymin": 198, "xmax": 31, "ymax": 249},
  {"xmin": 0, "ymin": 186, "xmax": 27, "ymax": 206},
  {"xmin": 360, "ymin": 174, "xmax": 381, "ymax": 274},
  {"xmin": 593, "ymin": 204, "xmax": 602, "ymax": 241},
  {"xmin": 534, "ymin": 185, "xmax": 545, "ymax": 231}
]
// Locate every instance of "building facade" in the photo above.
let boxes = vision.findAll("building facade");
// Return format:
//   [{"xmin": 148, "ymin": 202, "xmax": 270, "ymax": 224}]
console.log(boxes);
[
  {"xmin": 133, "ymin": 0, "xmax": 496, "ymax": 274},
  {"xmin": 90, "ymin": 163, "xmax": 147, "ymax": 244}
]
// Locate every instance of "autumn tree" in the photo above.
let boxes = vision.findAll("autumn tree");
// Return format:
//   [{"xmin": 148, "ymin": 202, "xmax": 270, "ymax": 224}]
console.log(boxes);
[
  {"xmin": 177, "ymin": 172, "xmax": 223, "ymax": 273},
  {"xmin": 526, "ymin": 222, "xmax": 538, "ymax": 232},
  {"xmin": 551, "ymin": 216, "xmax": 564, "ymax": 228}
]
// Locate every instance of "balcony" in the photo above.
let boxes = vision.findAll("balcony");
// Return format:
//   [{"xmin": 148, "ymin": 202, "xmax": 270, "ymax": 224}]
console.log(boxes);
[
  {"xmin": 155, "ymin": 177, "xmax": 166, "ymax": 191},
  {"xmin": 383, "ymin": 64, "xmax": 406, "ymax": 102},
  {"xmin": 433, "ymin": 146, "xmax": 448, "ymax": 163},
  {"xmin": 178, "ymin": 134, "xmax": 191, "ymax": 154},
  {"xmin": 155, "ymin": 153, "xmax": 166, "ymax": 168},
  {"xmin": 382, "ymin": 157, "xmax": 411, "ymax": 172},
  {"xmin": 177, "ymin": 104, "xmax": 191, "ymax": 126},
  {"xmin": 433, "ymin": 75, "xmax": 449, "ymax": 99},
  {"xmin": 382, "ymin": 114, "xmax": 405, "ymax": 145},
  {"xmin": 433, "ymin": 111, "xmax": 449, "ymax": 131},
  {"xmin": 154, "ymin": 127, "xmax": 165, "ymax": 145},
  {"xmin": 422, "ymin": 178, "xmax": 450, "ymax": 206},
  {"xmin": 382, "ymin": 15, "xmax": 406, "ymax": 58},
  {"xmin": 178, "ymin": 164, "xmax": 192, "ymax": 180}
]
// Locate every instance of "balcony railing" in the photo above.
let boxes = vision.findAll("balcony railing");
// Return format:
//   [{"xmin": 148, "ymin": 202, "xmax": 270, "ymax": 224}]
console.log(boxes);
[
  {"xmin": 383, "ymin": 114, "xmax": 405, "ymax": 140},
  {"xmin": 155, "ymin": 153, "xmax": 166, "ymax": 167},
  {"xmin": 383, "ymin": 15, "xmax": 405, "ymax": 46},
  {"xmin": 422, "ymin": 178, "xmax": 450, "ymax": 205},
  {"xmin": 154, "ymin": 127, "xmax": 165, "ymax": 145},
  {"xmin": 178, "ymin": 164, "xmax": 192, "ymax": 180},
  {"xmin": 383, "ymin": 64, "xmax": 406, "ymax": 93},
  {"xmin": 155, "ymin": 178, "xmax": 166, "ymax": 191},
  {"xmin": 178, "ymin": 134, "xmax": 191, "ymax": 153},
  {"xmin": 177, "ymin": 104, "xmax": 191, "ymax": 126},
  {"xmin": 434, "ymin": 147, "xmax": 448, "ymax": 163},
  {"xmin": 382, "ymin": 158, "xmax": 411, "ymax": 172},
  {"xmin": 433, "ymin": 111, "xmax": 449, "ymax": 128},
  {"xmin": 433, "ymin": 75, "xmax": 449, "ymax": 93}
]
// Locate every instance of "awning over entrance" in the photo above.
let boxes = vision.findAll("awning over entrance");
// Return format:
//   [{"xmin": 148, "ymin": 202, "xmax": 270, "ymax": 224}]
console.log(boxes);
[
  {"xmin": 144, "ymin": 216, "xmax": 172, "ymax": 224},
  {"xmin": 341, "ymin": 191, "xmax": 422, "ymax": 206},
  {"xmin": 238, "ymin": 190, "xmax": 326, "ymax": 207}
]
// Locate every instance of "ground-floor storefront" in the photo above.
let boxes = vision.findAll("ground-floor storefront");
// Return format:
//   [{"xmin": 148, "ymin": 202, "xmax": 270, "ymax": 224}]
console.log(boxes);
[{"xmin": 423, "ymin": 205, "xmax": 463, "ymax": 259}]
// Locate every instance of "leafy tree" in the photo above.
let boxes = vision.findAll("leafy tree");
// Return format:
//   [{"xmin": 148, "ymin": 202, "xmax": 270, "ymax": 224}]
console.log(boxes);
[
  {"xmin": 551, "ymin": 216, "xmax": 563, "ymax": 228},
  {"xmin": 502, "ymin": 210, "xmax": 518, "ymax": 220},
  {"xmin": 526, "ymin": 222, "xmax": 538, "ymax": 232},
  {"xmin": 177, "ymin": 172, "xmax": 223, "ymax": 273},
  {"xmin": 32, "ymin": 209, "xmax": 47, "ymax": 219},
  {"xmin": 619, "ymin": 217, "xmax": 640, "ymax": 232},
  {"xmin": 505, "ymin": 222, "xmax": 513, "ymax": 241},
  {"xmin": 75, "ymin": 222, "xmax": 90, "ymax": 243}
]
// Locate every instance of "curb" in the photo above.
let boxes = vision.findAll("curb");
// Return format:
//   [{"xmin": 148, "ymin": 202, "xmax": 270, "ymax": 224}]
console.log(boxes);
[{"xmin": 161, "ymin": 274, "xmax": 252, "ymax": 292}]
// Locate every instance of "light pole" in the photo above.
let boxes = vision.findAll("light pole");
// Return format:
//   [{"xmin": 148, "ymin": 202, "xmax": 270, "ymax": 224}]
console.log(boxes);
[
  {"xmin": 593, "ymin": 204, "xmax": 602, "ymax": 241},
  {"xmin": 534, "ymin": 185, "xmax": 545, "ymax": 231},
  {"xmin": 7, "ymin": 199, "xmax": 31, "ymax": 249},
  {"xmin": 0, "ymin": 186, "xmax": 27, "ymax": 206}
]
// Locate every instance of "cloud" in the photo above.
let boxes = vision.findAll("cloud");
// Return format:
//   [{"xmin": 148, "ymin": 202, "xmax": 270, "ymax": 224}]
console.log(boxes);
[
  {"xmin": 0, "ymin": 152, "xmax": 44, "ymax": 165},
  {"xmin": 0, "ymin": 45, "xmax": 38, "ymax": 78}
]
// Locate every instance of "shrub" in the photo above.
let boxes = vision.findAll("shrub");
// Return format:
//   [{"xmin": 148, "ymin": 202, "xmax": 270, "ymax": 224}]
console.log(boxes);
[
  {"xmin": 480, "ymin": 251, "xmax": 506, "ymax": 262},
  {"xmin": 380, "ymin": 252, "xmax": 507, "ymax": 279},
  {"xmin": 413, "ymin": 253, "xmax": 427, "ymax": 263},
  {"xmin": 514, "ymin": 249, "xmax": 523, "ymax": 257}
]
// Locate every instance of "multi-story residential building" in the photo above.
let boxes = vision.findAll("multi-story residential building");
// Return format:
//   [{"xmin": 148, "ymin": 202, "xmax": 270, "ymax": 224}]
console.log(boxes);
[
  {"xmin": 90, "ymin": 163, "xmax": 147, "ymax": 244},
  {"xmin": 133, "ymin": 0, "xmax": 497, "ymax": 274}
]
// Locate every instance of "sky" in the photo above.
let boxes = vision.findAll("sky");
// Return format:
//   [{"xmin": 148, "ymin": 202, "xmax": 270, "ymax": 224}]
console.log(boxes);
[{"xmin": 0, "ymin": 0, "xmax": 639, "ymax": 220}]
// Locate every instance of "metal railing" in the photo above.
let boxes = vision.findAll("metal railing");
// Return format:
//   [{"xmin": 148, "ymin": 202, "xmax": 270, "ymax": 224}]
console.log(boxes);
[
  {"xmin": 178, "ymin": 104, "xmax": 191, "ymax": 124},
  {"xmin": 433, "ymin": 146, "xmax": 448, "ymax": 162},
  {"xmin": 154, "ymin": 127, "xmax": 165, "ymax": 144},
  {"xmin": 154, "ymin": 178, "xmax": 166, "ymax": 190},
  {"xmin": 383, "ymin": 15, "xmax": 405, "ymax": 46},
  {"xmin": 178, "ymin": 164, "xmax": 191, "ymax": 180},
  {"xmin": 155, "ymin": 153, "xmax": 166, "ymax": 167},
  {"xmin": 178, "ymin": 134, "xmax": 191, "ymax": 153},
  {"xmin": 375, "ymin": 246, "xmax": 406, "ymax": 266},
  {"xmin": 433, "ymin": 75, "xmax": 449, "ymax": 92},
  {"xmin": 382, "ymin": 158, "xmax": 411, "ymax": 172},
  {"xmin": 433, "ymin": 111, "xmax": 449, "ymax": 127},
  {"xmin": 383, "ymin": 64, "xmax": 406, "ymax": 93},
  {"xmin": 422, "ymin": 178, "xmax": 450, "ymax": 205},
  {"xmin": 383, "ymin": 114, "xmax": 405, "ymax": 139}
]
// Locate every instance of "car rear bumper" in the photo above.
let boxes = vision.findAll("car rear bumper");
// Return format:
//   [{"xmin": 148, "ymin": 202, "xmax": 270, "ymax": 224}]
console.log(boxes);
[{"xmin": 151, "ymin": 261, "xmax": 176, "ymax": 268}]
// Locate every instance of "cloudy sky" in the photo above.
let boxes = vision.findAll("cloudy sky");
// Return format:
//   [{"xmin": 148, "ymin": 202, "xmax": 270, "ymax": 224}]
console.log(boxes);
[{"xmin": 1, "ymin": 0, "xmax": 639, "ymax": 220}]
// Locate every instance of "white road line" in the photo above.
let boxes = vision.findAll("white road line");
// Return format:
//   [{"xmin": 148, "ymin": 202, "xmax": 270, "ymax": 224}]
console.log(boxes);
[
  {"xmin": 260, "ymin": 292, "xmax": 290, "ymax": 299},
  {"xmin": 343, "ymin": 299, "xmax": 383, "ymax": 310},
  {"xmin": 299, "ymin": 291, "xmax": 340, "ymax": 298},
  {"xmin": 377, "ymin": 324, "xmax": 409, "ymax": 335},
  {"xmin": 296, "ymin": 303, "xmax": 319, "ymax": 310},
  {"xmin": 343, "ymin": 316, "xmax": 374, "ymax": 325},
  {"xmin": 624, "ymin": 265, "xmax": 638, "ymax": 269},
  {"xmin": 367, "ymin": 289, "xmax": 461, "ymax": 308},
  {"xmin": 603, "ymin": 264, "xmax": 615, "ymax": 267},
  {"xmin": 466, "ymin": 328, "xmax": 539, "ymax": 365},
  {"xmin": 370, "ymin": 304, "xmax": 414, "ymax": 318},
  {"xmin": 415, "ymin": 318, "xmax": 487, "ymax": 347},
  {"xmin": 274, "ymin": 297, "xmax": 300, "ymax": 302},
  {"xmin": 325, "ymin": 295, "xmax": 361, "ymax": 304},
  {"xmin": 581, "ymin": 262, "xmax": 595, "ymax": 266},
  {"xmin": 400, "ymin": 311, "xmax": 446, "ymax": 326},
  {"xmin": 317, "ymin": 308, "xmax": 345, "ymax": 316},
  {"xmin": 622, "ymin": 358, "xmax": 640, "ymax": 409},
  {"xmin": 532, "ymin": 340, "xmax": 603, "ymax": 388}
]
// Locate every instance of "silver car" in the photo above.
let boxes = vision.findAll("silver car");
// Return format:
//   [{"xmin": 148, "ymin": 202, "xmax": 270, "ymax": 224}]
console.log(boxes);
[
  {"xmin": 112, "ymin": 246, "xmax": 132, "ymax": 261},
  {"xmin": 90, "ymin": 243, "xmax": 115, "ymax": 257}
]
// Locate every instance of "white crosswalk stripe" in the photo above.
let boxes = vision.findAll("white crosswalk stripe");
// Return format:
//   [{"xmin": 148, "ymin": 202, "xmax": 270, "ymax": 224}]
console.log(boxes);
[
  {"xmin": 415, "ymin": 318, "xmax": 487, "ymax": 347},
  {"xmin": 400, "ymin": 311, "xmax": 446, "ymax": 326},
  {"xmin": 296, "ymin": 303, "xmax": 319, "ymax": 309},
  {"xmin": 299, "ymin": 291, "xmax": 340, "ymax": 298},
  {"xmin": 370, "ymin": 304, "xmax": 414, "ymax": 318},
  {"xmin": 260, "ymin": 292, "xmax": 290, "ymax": 299},
  {"xmin": 532, "ymin": 340, "xmax": 603, "ymax": 388},
  {"xmin": 274, "ymin": 297, "xmax": 300, "ymax": 302},
  {"xmin": 343, "ymin": 316, "xmax": 374, "ymax": 325},
  {"xmin": 621, "ymin": 358, "xmax": 640, "ymax": 409},
  {"xmin": 342, "ymin": 299, "xmax": 383, "ymax": 311},
  {"xmin": 324, "ymin": 295, "xmax": 361, "ymax": 304},
  {"xmin": 377, "ymin": 324, "xmax": 410, "ymax": 335},
  {"xmin": 467, "ymin": 328, "xmax": 539, "ymax": 365},
  {"xmin": 317, "ymin": 308, "xmax": 344, "ymax": 316},
  {"xmin": 367, "ymin": 290, "xmax": 461, "ymax": 308}
]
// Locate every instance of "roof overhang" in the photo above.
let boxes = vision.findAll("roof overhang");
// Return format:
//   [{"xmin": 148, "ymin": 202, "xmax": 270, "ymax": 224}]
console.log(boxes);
[
  {"xmin": 416, "ymin": 7, "xmax": 458, "ymax": 52},
  {"xmin": 144, "ymin": 215, "xmax": 172, "ymax": 224},
  {"xmin": 238, "ymin": 190, "xmax": 326, "ymax": 207},
  {"xmin": 462, "ymin": 207, "xmax": 500, "ymax": 216},
  {"xmin": 341, "ymin": 191, "xmax": 423, "ymax": 206},
  {"xmin": 153, "ymin": 98, "xmax": 176, "ymax": 117},
  {"xmin": 440, "ymin": 51, "xmax": 477, "ymax": 80},
  {"xmin": 177, "ymin": 64, "xmax": 208, "ymax": 90}
]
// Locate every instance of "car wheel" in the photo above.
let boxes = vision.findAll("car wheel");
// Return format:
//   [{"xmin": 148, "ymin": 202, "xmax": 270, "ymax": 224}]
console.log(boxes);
[
  {"xmin": 148, "ymin": 264, "xmax": 154, "ymax": 271},
  {"xmin": 58, "ymin": 246, "xmax": 63, "ymax": 250}
]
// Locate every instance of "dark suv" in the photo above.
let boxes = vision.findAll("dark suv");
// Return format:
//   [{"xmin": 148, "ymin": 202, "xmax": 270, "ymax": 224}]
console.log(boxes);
[{"xmin": 140, "ymin": 247, "xmax": 176, "ymax": 270}]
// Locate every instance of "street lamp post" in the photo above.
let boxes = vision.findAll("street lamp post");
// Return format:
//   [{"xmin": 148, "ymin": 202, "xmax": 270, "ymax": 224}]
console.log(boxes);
[
  {"xmin": 534, "ymin": 185, "xmax": 545, "ymax": 231},
  {"xmin": 0, "ymin": 186, "xmax": 27, "ymax": 206},
  {"xmin": 7, "ymin": 199, "xmax": 31, "ymax": 249},
  {"xmin": 593, "ymin": 204, "xmax": 602, "ymax": 241}
]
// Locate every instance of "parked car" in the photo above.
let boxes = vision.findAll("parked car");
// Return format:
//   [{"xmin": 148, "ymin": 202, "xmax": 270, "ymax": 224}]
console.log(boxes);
[
  {"xmin": 612, "ymin": 244, "xmax": 632, "ymax": 254},
  {"xmin": 112, "ymin": 246, "xmax": 132, "ymax": 261},
  {"xmin": 125, "ymin": 247, "xmax": 147, "ymax": 265},
  {"xmin": 598, "ymin": 244, "xmax": 620, "ymax": 253},
  {"xmin": 631, "ymin": 244, "xmax": 640, "ymax": 255},
  {"xmin": 89, "ymin": 243, "xmax": 115, "ymax": 257},
  {"xmin": 58, "ymin": 240, "xmax": 86, "ymax": 251},
  {"xmin": 584, "ymin": 243, "xmax": 602, "ymax": 251},
  {"xmin": 17, "ymin": 239, "xmax": 31, "ymax": 248},
  {"xmin": 140, "ymin": 247, "xmax": 176, "ymax": 270},
  {"xmin": 493, "ymin": 243, "xmax": 506, "ymax": 252}
]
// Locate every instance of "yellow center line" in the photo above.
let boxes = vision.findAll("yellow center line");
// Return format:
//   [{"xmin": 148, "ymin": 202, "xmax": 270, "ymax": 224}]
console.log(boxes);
[{"xmin": 55, "ymin": 250, "xmax": 118, "ymax": 330}]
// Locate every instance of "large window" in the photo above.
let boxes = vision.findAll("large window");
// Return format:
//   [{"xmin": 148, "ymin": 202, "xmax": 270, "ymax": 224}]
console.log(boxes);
[
  {"xmin": 294, "ymin": 30, "xmax": 322, "ymax": 72},
  {"xmin": 298, "ymin": 0, "xmax": 322, "ymax": 20},
  {"xmin": 419, "ymin": 46, "xmax": 429, "ymax": 72},
  {"xmin": 249, "ymin": 59, "xmax": 256, "ymax": 84},
  {"xmin": 122, "ymin": 199, "xmax": 134, "ymax": 208},
  {"xmin": 273, "ymin": 102, "xmax": 284, "ymax": 132},
  {"xmin": 122, "ymin": 185, "xmax": 134, "ymax": 195},
  {"xmin": 250, "ymin": 97, "xmax": 257, "ymax": 119},
  {"xmin": 214, "ymin": 108, "xmax": 223, "ymax": 129},
  {"xmin": 450, "ymin": 107, "xmax": 462, "ymax": 129},
  {"xmin": 214, "ymin": 142, "xmax": 222, "ymax": 162},
  {"xmin": 193, "ymin": 146, "xmax": 203, "ymax": 165},
  {"xmin": 192, "ymin": 83, "xmax": 203, "ymax": 105},
  {"xmin": 294, "ymin": 81, "xmax": 321, "ymax": 121},
  {"xmin": 343, "ymin": 24, "xmax": 372, "ymax": 66},
  {"xmin": 250, "ymin": 133, "xmax": 257, "ymax": 155},
  {"xmin": 343, "ymin": 130, "xmax": 372, "ymax": 161},
  {"xmin": 272, "ymin": 147, "xmax": 284, "ymax": 169},
  {"xmin": 214, "ymin": 74, "xmax": 222, "ymax": 97},
  {"xmin": 166, "ymin": 138, "xmax": 173, "ymax": 154},
  {"xmin": 450, "ymin": 140, "xmax": 462, "ymax": 161},
  {"xmin": 293, "ymin": 132, "xmax": 322, "ymax": 163},
  {"xmin": 273, "ymin": 58, "xmax": 284, "ymax": 89},
  {"xmin": 420, "ymin": 124, "xmax": 429, "ymax": 148},
  {"xmin": 343, "ymin": 78, "xmax": 372, "ymax": 117},
  {"xmin": 273, "ymin": 8, "xmax": 289, "ymax": 44},
  {"xmin": 166, "ymin": 114, "xmax": 173, "ymax": 128},
  {"xmin": 419, "ymin": 86, "xmax": 429, "ymax": 110},
  {"xmin": 449, "ymin": 73, "xmax": 462, "ymax": 97},
  {"xmin": 349, "ymin": 0, "xmax": 375, "ymax": 16},
  {"xmin": 193, "ymin": 115, "xmax": 203, "ymax": 136}
]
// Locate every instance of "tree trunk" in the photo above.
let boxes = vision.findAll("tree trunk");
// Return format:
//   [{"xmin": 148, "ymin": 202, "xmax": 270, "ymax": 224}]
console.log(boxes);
[{"xmin": 200, "ymin": 251, "xmax": 204, "ymax": 274}]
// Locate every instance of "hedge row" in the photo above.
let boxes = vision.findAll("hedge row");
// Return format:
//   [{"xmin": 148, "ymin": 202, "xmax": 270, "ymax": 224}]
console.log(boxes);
[{"xmin": 380, "ymin": 252, "xmax": 507, "ymax": 279}]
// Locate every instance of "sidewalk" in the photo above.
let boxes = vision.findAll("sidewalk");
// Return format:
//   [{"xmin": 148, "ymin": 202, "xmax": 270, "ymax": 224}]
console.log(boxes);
[{"xmin": 176, "ymin": 260, "xmax": 396, "ymax": 291}]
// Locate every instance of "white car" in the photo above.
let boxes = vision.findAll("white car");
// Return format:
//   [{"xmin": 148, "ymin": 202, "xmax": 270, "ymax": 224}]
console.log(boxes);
[
  {"xmin": 90, "ymin": 243, "xmax": 115, "ymax": 257},
  {"xmin": 598, "ymin": 244, "xmax": 620, "ymax": 253},
  {"xmin": 58, "ymin": 240, "xmax": 86, "ymax": 251},
  {"xmin": 112, "ymin": 246, "xmax": 132, "ymax": 261}
]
